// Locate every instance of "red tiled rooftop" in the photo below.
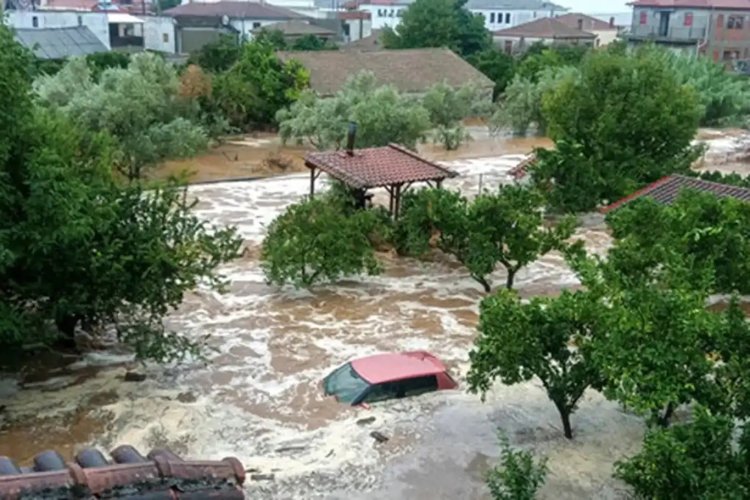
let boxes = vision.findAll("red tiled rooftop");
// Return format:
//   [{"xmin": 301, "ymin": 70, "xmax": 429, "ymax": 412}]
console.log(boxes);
[
  {"xmin": 600, "ymin": 174, "xmax": 750, "ymax": 213},
  {"xmin": 629, "ymin": 0, "xmax": 750, "ymax": 9},
  {"xmin": 305, "ymin": 144, "xmax": 457, "ymax": 189}
]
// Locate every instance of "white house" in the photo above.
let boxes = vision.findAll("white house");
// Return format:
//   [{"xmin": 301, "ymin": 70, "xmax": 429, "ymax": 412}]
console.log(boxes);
[
  {"xmin": 5, "ymin": 10, "xmax": 112, "ymax": 49},
  {"xmin": 355, "ymin": 0, "xmax": 567, "ymax": 32}
]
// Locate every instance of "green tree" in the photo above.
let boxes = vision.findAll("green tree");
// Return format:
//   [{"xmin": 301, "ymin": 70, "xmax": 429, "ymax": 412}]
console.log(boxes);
[
  {"xmin": 422, "ymin": 82, "xmax": 491, "ymax": 150},
  {"xmin": 0, "ymin": 25, "xmax": 241, "ymax": 361},
  {"xmin": 606, "ymin": 192, "xmax": 750, "ymax": 294},
  {"xmin": 615, "ymin": 409, "xmax": 750, "ymax": 499},
  {"xmin": 277, "ymin": 71, "xmax": 431, "ymax": 150},
  {"xmin": 468, "ymin": 290, "xmax": 604, "ymax": 439},
  {"xmin": 532, "ymin": 48, "xmax": 703, "ymax": 212},
  {"xmin": 34, "ymin": 53, "xmax": 209, "ymax": 180},
  {"xmin": 489, "ymin": 66, "xmax": 578, "ymax": 136},
  {"xmin": 397, "ymin": 186, "xmax": 577, "ymax": 291},
  {"xmin": 188, "ymin": 34, "xmax": 242, "ymax": 73},
  {"xmin": 467, "ymin": 48, "xmax": 516, "ymax": 98},
  {"xmin": 213, "ymin": 40, "xmax": 309, "ymax": 130},
  {"xmin": 382, "ymin": 0, "xmax": 490, "ymax": 57},
  {"xmin": 486, "ymin": 433, "xmax": 548, "ymax": 500},
  {"xmin": 515, "ymin": 46, "xmax": 588, "ymax": 82},
  {"xmin": 85, "ymin": 51, "xmax": 130, "ymax": 80},
  {"xmin": 291, "ymin": 34, "xmax": 337, "ymax": 51},
  {"xmin": 261, "ymin": 196, "xmax": 382, "ymax": 288}
]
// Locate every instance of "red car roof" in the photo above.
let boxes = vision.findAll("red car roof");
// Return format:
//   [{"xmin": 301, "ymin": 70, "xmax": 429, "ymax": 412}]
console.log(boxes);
[{"xmin": 350, "ymin": 351, "xmax": 448, "ymax": 384}]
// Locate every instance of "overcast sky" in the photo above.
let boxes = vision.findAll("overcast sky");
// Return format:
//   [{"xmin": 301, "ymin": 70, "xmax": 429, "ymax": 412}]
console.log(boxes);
[{"xmin": 564, "ymin": 0, "xmax": 630, "ymax": 14}]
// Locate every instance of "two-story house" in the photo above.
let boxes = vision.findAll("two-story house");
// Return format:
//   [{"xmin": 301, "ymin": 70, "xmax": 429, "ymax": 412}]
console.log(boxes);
[{"xmin": 625, "ymin": 0, "xmax": 750, "ymax": 63}]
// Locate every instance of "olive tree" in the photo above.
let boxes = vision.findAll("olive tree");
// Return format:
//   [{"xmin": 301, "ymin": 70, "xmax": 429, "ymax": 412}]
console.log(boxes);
[{"xmin": 468, "ymin": 290, "xmax": 604, "ymax": 439}]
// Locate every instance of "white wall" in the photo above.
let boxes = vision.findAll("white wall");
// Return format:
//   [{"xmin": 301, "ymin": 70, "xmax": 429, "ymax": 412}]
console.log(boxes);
[
  {"xmin": 229, "ymin": 18, "xmax": 279, "ymax": 39},
  {"xmin": 5, "ymin": 10, "xmax": 111, "ymax": 49},
  {"xmin": 360, "ymin": 4, "xmax": 406, "ymax": 29},
  {"xmin": 344, "ymin": 17, "xmax": 371, "ymax": 41},
  {"xmin": 473, "ymin": 8, "xmax": 561, "ymax": 30},
  {"xmin": 144, "ymin": 15, "xmax": 175, "ymax": 53}
]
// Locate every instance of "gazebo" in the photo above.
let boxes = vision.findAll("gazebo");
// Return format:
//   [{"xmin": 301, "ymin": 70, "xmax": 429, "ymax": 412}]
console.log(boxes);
[{"xmin": 305, "ymin": 141, "xmax": 458, "ymax": 218}]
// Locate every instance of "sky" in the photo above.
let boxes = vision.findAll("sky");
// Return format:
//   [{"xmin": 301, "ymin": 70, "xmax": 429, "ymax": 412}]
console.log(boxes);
[{"xmin": 562, "ymin": 0, "xmax": 631, "ymax": 14}]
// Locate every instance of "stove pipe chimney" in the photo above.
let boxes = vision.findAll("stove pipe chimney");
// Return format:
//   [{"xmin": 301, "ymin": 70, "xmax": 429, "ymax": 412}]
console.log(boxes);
[{"xmin": 346, "ymin": 121, "xmax": 357, "ymax": 156}]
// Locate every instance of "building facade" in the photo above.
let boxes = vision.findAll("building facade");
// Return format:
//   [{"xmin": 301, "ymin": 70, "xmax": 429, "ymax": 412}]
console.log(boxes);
[{"xmin": 626, "ymin": 0, "xmax": 750, "ymax": 62}]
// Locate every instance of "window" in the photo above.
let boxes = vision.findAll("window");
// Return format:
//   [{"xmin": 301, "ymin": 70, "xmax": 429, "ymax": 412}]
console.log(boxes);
[
  {"xmin": 362, "ymin": 382, "xmax": 400, "ymax": 403},
  {"xmin": 252, "ymin": 22, "xmax": 261, "ymax": 28},
  {"xmin": 323, "ymin": 363, "xmax": 369, "ymax": 404},
  {"xmin": 577, "ymin": 18, "xmax": 583, "ymax": 30},
  {"xmin": 723, "ymin": 49, "xmax": 740, "ymax": 60},
  {"xmin": 396, "ymin": 9, "xmax": 402, "ymax": 17},
  {"xmin": 504, "ymin": 39, "xmax": 513, "ymax": 54},
  {"xmin": 727, "ymin": 15, "xmax": 744, "ymax": 29},
  {"xmin": 684, "ymin": 12, "xmax": 693, "ymax": 26},
  {"xmin": 377, "ymin": 8, "xmax": 383, "ymax": 16},
  {"xmin": 32, "ymin": 16, "xmax": 38, "ymax": 28},
  {"xmin": 401, "ymin": 376, "xmax": 438, "ymax": 397},
  {"xmin": 162, "ymin": 32, "xmax": 169, "ymax": 43},
  {"xmin": 389, "ymin": 8, "xmax": 395, "ymax": 17},
  {"xmin": 717, "ymin": 13, "xmax": 724, "ymax": 27},
  {"xmin": 639, "ymin": 11, "xmax": 647, "ymax": 24},
  {"xmin": 505, "ymin": 12, "xmax": 510, "ymax": 23},
  {"xmin": 490, "ymin": 12, "xmax": 495, "ymax": 23},
  {"xmin": 77, "ymin": 15, "xmax": 83, "ymax": 26}
]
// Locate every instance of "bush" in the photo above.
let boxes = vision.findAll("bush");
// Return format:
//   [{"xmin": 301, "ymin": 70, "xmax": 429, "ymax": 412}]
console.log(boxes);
[{"xmin": 486, "ymin": 433, "xmax": 547, "ymax": 500}]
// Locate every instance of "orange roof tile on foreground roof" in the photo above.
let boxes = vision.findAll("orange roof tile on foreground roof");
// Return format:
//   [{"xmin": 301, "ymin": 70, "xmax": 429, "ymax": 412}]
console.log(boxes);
[
  {"xmin": 600, "ymin": 174, "xmax": 750, "ymax": 213},
  {"xmin": 305, "ymin": 144, "xmax": 457, "ymax": 189}
]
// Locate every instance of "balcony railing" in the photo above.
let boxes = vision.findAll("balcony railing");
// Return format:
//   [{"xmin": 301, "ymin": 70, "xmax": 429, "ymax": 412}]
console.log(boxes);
[
  {"xmin": 110, "ymin": 35, "xmax": 144, "ymax": 48},
  {"xmin": 627, "ymin": 25, "xmax": 706, "ymax": 42}
]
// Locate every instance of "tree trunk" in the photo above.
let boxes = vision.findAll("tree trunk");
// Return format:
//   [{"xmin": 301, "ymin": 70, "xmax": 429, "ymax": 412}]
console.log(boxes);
[
  {"xmin": 560, "ymin": 408, "xmax": 573, "ymax": 439},
  {"xmin": 505, "ymin": 268, "xmax": 517, "ymax": 290},
  {"xmin": 658, "ymin": 402, "xmax": 675, "ymax": 428},
  {"xmin": 473, "ymin": 275, "xmax": 492, "ymax": 293}
]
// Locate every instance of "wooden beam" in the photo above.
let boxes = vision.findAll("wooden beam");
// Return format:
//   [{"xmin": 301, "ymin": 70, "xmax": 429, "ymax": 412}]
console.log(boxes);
[
  {"xmin": 394, "ymin": 184, "xmax": 402, "ymax": 220},
  {"xmin": 309, "ymin": 166, "xmax": 316, "ymax": 197}
]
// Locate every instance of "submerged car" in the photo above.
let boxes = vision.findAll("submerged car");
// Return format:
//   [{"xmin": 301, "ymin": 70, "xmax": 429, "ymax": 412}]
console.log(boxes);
[{"xmin": 323, "ymin": 351, "xmax": 457, "ymax": 405}]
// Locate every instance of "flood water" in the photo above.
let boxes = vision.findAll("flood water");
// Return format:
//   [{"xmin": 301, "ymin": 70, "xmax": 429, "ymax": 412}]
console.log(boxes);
[{"xmin": 1, "ymin": 129, "xmax": 749, "ymax": 499}]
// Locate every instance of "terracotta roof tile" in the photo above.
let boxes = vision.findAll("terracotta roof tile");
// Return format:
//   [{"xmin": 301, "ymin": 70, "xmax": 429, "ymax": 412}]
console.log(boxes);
[
  {"xmin": 629, "ymin": 0, "xmax": 750, "ymax": 9},
  {"xmin": 555, "ymin": 12, "xmax": 618, "ymax": 31},
  {"xmin": 601, "ymin": 174, "xmax": 750, "ymax": 213},
  {"xmin": 277, "ymin": 48, "xmax": 494, "ymax": 96},
  {"xmin": 305, "ymin": 144, "xmax": 457, "ymax": 188},
  {"xmin": 164, "ymin": 1, "xmax": 305, "ymax": 19},
  {"xmin": 494, "ymin": 17, "xmax": 596, "ymax": 38}
]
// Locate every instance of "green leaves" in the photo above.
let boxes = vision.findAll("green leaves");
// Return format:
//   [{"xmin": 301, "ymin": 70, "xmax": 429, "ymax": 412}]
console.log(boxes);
[
  {"xmin": 382, "ymin": 0, "xmax": 490, "ymax": 57},
  {"xmin": 397, "ymin": 185, "xmax": 576, "ymax": 291},
  {"xmin": 486, "ymin": 432, "xmax": 548, "ymax": 500},
  {"xmin": 261, "ymin": 196, "xmax": 382, "ymax": 288},
  {"xmin": 468, "ymin": 289, "xmax": 605, "ymax": 439}
]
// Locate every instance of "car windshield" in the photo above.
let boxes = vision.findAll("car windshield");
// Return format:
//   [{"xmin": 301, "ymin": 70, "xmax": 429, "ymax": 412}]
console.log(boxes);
[{"xmin": 323, "ymin": 362, "xmax": 370, "ymax": 404}]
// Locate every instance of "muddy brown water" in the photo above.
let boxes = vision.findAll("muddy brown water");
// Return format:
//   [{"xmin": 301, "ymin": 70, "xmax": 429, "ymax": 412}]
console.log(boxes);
[{"xmin": 1, "ymin": 128, "xmax": 749, "ymax": 498}]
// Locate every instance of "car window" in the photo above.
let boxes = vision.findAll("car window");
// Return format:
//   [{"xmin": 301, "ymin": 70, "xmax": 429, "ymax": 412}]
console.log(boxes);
[
  {"xmin": 402, "ymin": 375, "xmax": 438, "ymax": 397},
  {"xmin": 323, "ymin": 363, "xmax": 370, "ymax": 404},
  {"xmin": 362, "ymin": 382, "xmax": 400, "ymax": 403}
]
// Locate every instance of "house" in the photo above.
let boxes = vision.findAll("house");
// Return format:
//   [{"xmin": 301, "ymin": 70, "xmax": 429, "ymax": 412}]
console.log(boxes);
[
  {"xmin": 555, "ymin": 12, "xmax": 619, "ymax": 46},
  {"xmin": 277, "ymin": 47, "xmax": 495, "ymax": 98},
  {"xmin": 13, "ymin": 25, "xmax": 110, "ymax": 58},
  {"xmin": 467, "ymin": 0, "xmax": 568, "ymax": 31},
  {"xmin": 493, "ymin": 16, "xmax": 596, "ymax": 53},
  {"xmin": 350, "ymin": 0, "xmax": 567, "ymax": 32},
  {"xmin": 624, "ymin": 0, "xmax": 750, "ymax": 63},
  {"xmin": 601, "ymin": 174, "xmax": 750, "ymax": 213},
  {"xmin": 343, "ymin": 27, "xmax": 382, "ymax": 48},
  {"xmin": 145, "ymin": 1, "xmax": 307, "ymax": 54},
  {"xmin": 4, "ymin": 9, "xmax": 144, "ymax": 51}
]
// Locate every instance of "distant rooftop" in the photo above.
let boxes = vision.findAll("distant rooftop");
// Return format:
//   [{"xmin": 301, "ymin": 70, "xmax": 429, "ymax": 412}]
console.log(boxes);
[
  {"xmin": 555, "ymin": 12, "xmax": 619, "ymax": 30},
  {"xmin": 629, "ymin": 0, "xmax": 750, "ymax": 9},
  {"xmin": 466, "ymin": 0, "xmax": 567, "ymax": 10},
  {"xmin": 601, "ymin": 174, "xmax": 750, "ymax": 213},
  {"xmin": 14, "ymin": 26, "xmax": 108, "ymax": 59},
  {"xmin": 278, "ymin": 48, "xmax": 494, "ymax": 96},
  {"xmin": 494, "ymin": 16, "xmax": 597, "ymax": 38},
  {"xmin": 252, "ymin": 20, "xmax": 335, "ymax": 36},
  {"xmin": 163, "ymin": 1, "xmax": 306, "ymax": 19}
]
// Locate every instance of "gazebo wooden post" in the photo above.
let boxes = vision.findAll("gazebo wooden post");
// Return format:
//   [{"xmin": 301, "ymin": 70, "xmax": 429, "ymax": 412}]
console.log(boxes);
[
  {"xmin": 436, "ymin": 179, "xmax": 443, "ymax": 189},
  {"xmin": 393, "ymin": 184, "xmax": 403, "ymax": 219},
  {"xmin": 309, "ymin": 165, "xmax": 316, "ymax": 197},
  {"xmin": 386, "ymin": 185, "xmax": 395, "ymax": 216}
]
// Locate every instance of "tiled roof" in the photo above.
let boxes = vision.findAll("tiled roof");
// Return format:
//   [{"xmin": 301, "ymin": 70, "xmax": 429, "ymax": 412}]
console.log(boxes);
[
  {"xmin": 14, "ymin": 27, "xmax": 108, "ymax": 59},
  {"xmin": 252, "ymin": 20, "xmax": 335, "ymax": 36},
  {"xmin": 494, "ymin": 17, "xmax": 596, "ymax": 38},
  {"xmin": 555, "ymin": 12, "xmax": 618, "ymax": 30},
  {"xmin": 601, "ymin": 174, "xmax": 750, "ymax": 213},
  {"xmin": 508, "ymin": 153, "xmax": 537, "ymax": 179},
  {"xmin": 163, "ymin": 1, "xmax": 306, "ymax": 19},
  {"xmin": 305, "ymin": 144, "xmax": 458, "ymax": 189},
  {"xmin": 629, "ymin": 0, "xmax": 750, "ymax": 9},
  {"xmin": 277, "ymin": 48, "xmax": 494, "ymax": 96}
]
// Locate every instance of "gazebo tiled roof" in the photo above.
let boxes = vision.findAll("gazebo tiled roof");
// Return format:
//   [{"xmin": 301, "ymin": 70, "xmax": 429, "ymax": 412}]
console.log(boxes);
[
  {"xmin": 601, "ymin": 174, "xmax": 750, "ymax": 213},
  {"xmin": 305, "ymin": 143, "xmax": 457, "ymax": 189}
]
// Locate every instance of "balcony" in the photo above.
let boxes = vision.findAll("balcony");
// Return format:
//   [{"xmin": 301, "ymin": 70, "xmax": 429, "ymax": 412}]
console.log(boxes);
[
  {"xmin": 626, "ymin": 25, "xmax": 706, "ymax": 43},
  {"xmin": 110, "ymin": 35, "xmax": 145, "ymax": 52}
]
